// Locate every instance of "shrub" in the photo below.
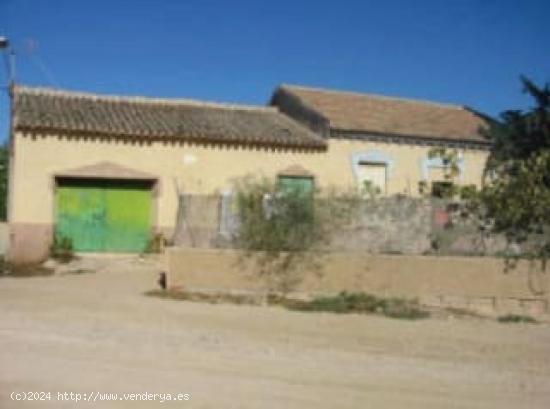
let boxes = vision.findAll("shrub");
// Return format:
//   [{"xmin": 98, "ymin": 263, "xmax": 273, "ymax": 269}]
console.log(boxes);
[
  {"xmin": 497, "ymin": 314, "xmax": 537, "ymax": 324},
  {"xmin": 290, "ymin": 292, "xmax": 381, "ymax": 313},
  {"xmin": 234, "ymin": 176, "xmax": 361, "ymax": 294},
  {"xmin": 145, "ymin": 288, "xmax": 430, "ymax": 320},
  {"xmin": 50, "ymin": 235, "xmax": 74, "ymax": 263},
  {"xmin": 144, "ymin": 233, "xmax": 166, "ymax": 254},
  {"xmin": 287, "ymin": 291, "xmax": 429, "ymax": 319},
  {"xmin": 380, "ymin": 297, "xmax": 430, "ymax": 319}
]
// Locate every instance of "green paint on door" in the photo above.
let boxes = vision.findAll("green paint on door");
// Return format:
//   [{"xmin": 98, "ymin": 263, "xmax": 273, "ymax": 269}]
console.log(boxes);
[
  {"xmin": 278, "ymin": 176, "xmax": 314, "ymax": 195},
  {"xmin": 56, "ymin": 179, "xmax": 152, "ymax": 252}
]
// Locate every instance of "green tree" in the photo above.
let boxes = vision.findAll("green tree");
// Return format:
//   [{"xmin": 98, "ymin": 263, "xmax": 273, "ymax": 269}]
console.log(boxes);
[
  {"xmin": 481, "ymin": 151, "xmax": 550, "ymax": 267},
  {"xmin": 426, "ymin": 78, "xmax": 550, "ymax": 267},
  {"xmin": 484, "ymin": 77, "xmax": 550, "ymax": 170},
  {"xmin": 480, "ymin": 77, "xmax": 550, "ymax": 268}
]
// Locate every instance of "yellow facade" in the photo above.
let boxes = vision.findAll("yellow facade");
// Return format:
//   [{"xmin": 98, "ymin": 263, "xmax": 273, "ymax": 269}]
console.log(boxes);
[{"xmin": 11, "ymin": 131, "xmax": 488, "ymax": 233}]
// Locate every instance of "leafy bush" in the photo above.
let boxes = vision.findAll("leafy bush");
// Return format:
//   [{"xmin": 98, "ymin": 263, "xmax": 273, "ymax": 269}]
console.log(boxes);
[
  {"xmin": 234, "ymin": 177, "xmax": 361, "ymax": 294},
  {"xmin": 235, "ymin": 177, "xmax": 318, "ymax": 253}
]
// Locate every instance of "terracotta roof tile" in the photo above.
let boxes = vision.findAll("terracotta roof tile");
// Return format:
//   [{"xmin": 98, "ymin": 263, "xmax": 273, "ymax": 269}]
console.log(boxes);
[
  {"xmin": 13, "ymin": 86, "xmax": 326, "ymax": 150},
  {"xmin": 277, "ymin": 84, "xmax": 490, "ymax": 144}
]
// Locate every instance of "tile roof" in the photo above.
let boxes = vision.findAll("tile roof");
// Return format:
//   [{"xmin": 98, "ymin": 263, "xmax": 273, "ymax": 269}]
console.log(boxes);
[
  {"xmin": 276, "ymin": 85, "xmax": 491, "ymax": 144},
  {"xmin": 12, "ymin": 86, "xmax": 326, "ymax": 149}
]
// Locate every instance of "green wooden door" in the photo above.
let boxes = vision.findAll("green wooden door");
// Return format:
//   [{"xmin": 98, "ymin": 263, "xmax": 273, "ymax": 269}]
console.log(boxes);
[
  {"xmin": 56, "ymin": 179, "xmax": 152, "ymax": 252},
  {"xmin": 278, "ymin": 176, "xmax": 314, "ymax": 195}
]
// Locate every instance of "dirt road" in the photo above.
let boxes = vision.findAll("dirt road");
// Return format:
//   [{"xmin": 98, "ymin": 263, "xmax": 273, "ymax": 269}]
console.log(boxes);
[{"xmin": 1, "ymin": 256, "xmax": 550, "ymax": 408}]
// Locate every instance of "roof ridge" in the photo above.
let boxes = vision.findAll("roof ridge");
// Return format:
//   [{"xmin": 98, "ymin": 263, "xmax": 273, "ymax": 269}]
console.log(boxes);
[
  {"xmin": 279, "ymin": 83, "xmax": 467, "ymax": 111},
  {"xmin": 13, "ymin": 85, "xmax": 278, "ymax": 113}
]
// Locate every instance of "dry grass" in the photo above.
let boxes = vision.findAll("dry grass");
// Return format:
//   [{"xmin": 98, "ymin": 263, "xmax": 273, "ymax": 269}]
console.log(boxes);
[{"xmin": 145, "ymin": 289, "xmax": 430, "ymax": 319}]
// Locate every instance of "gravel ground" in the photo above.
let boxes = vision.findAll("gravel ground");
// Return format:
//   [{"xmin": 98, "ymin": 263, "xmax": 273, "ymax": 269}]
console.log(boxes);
[{"xmin": 1, "ymin": 255, "xmax": 550, "ymax": 408}]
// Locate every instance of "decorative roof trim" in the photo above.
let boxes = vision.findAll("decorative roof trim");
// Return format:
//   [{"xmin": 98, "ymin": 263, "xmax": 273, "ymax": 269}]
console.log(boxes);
[
  {"xmin": 331, "ymin": 128, "xmax": 491, "ymax": 150},
  {"xmin": 18, "ymin": 127, "xmax": 327, "ymax": 152},
  {"xmin": 278, "ymin": 164, "xmax": 314, "ymax": 177}
]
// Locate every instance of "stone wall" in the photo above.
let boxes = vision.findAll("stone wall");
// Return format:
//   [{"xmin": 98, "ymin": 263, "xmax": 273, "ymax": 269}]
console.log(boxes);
[
  {"xmin": 172, "ymin": 194, "xmax": 507, "ymax": 256},
  {"xmin": 330, "ymin": 197, "xmax": 433, "ymax": 254}
]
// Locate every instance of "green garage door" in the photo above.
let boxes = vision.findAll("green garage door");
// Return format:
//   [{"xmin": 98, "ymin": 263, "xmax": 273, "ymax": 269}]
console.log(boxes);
[{"xmin": 55, "ymin": 179, "xmax": 152, "ymax": 252}]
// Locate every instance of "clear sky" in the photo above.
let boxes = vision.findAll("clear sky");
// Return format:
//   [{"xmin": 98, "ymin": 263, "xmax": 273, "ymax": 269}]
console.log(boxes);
[{"xmin": 1, "ymin": 0, "xmax": 549, "ymax": 142}]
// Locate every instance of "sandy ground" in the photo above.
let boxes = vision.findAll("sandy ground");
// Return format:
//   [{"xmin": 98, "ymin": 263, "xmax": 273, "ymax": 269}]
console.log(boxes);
[{"xmin": 1, "ymin": 255, "xmax": 550, "ymax": 409}]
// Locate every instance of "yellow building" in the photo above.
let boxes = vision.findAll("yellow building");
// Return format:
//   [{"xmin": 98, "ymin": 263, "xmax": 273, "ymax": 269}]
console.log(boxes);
[
  {"xmin": 271, "ymin": 85, "xmax": 490, "ymax": 196},
  {"xmin": 7, "ymin": 85, "xmax": 490, "ymax": 263}
]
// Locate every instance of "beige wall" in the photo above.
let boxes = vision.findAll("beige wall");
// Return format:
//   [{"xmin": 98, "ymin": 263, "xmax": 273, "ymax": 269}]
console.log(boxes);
[
  {"xmin": 11, "ymin": 132, "xmax": 488, "ymax": 223},
  {"xmin": 8, "ymin": 131, "xmax": 488, "ymax": 262},
  {"xmin": 167, "ymin": 248, "xmax": 550, "ymax": 316}
]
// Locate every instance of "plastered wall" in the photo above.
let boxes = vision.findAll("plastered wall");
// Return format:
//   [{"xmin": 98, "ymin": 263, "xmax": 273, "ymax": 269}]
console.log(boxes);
[
  {"xmin": 167, "ymin": 248, "xmax": 550, "ymax": 316},
  {"xmin": 8, "ymin": 131, "xmax": 488, "ymax": 262},
  {"xmin": 11, "ymin": 133, "xmax": 488, "ymax": 224}
]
